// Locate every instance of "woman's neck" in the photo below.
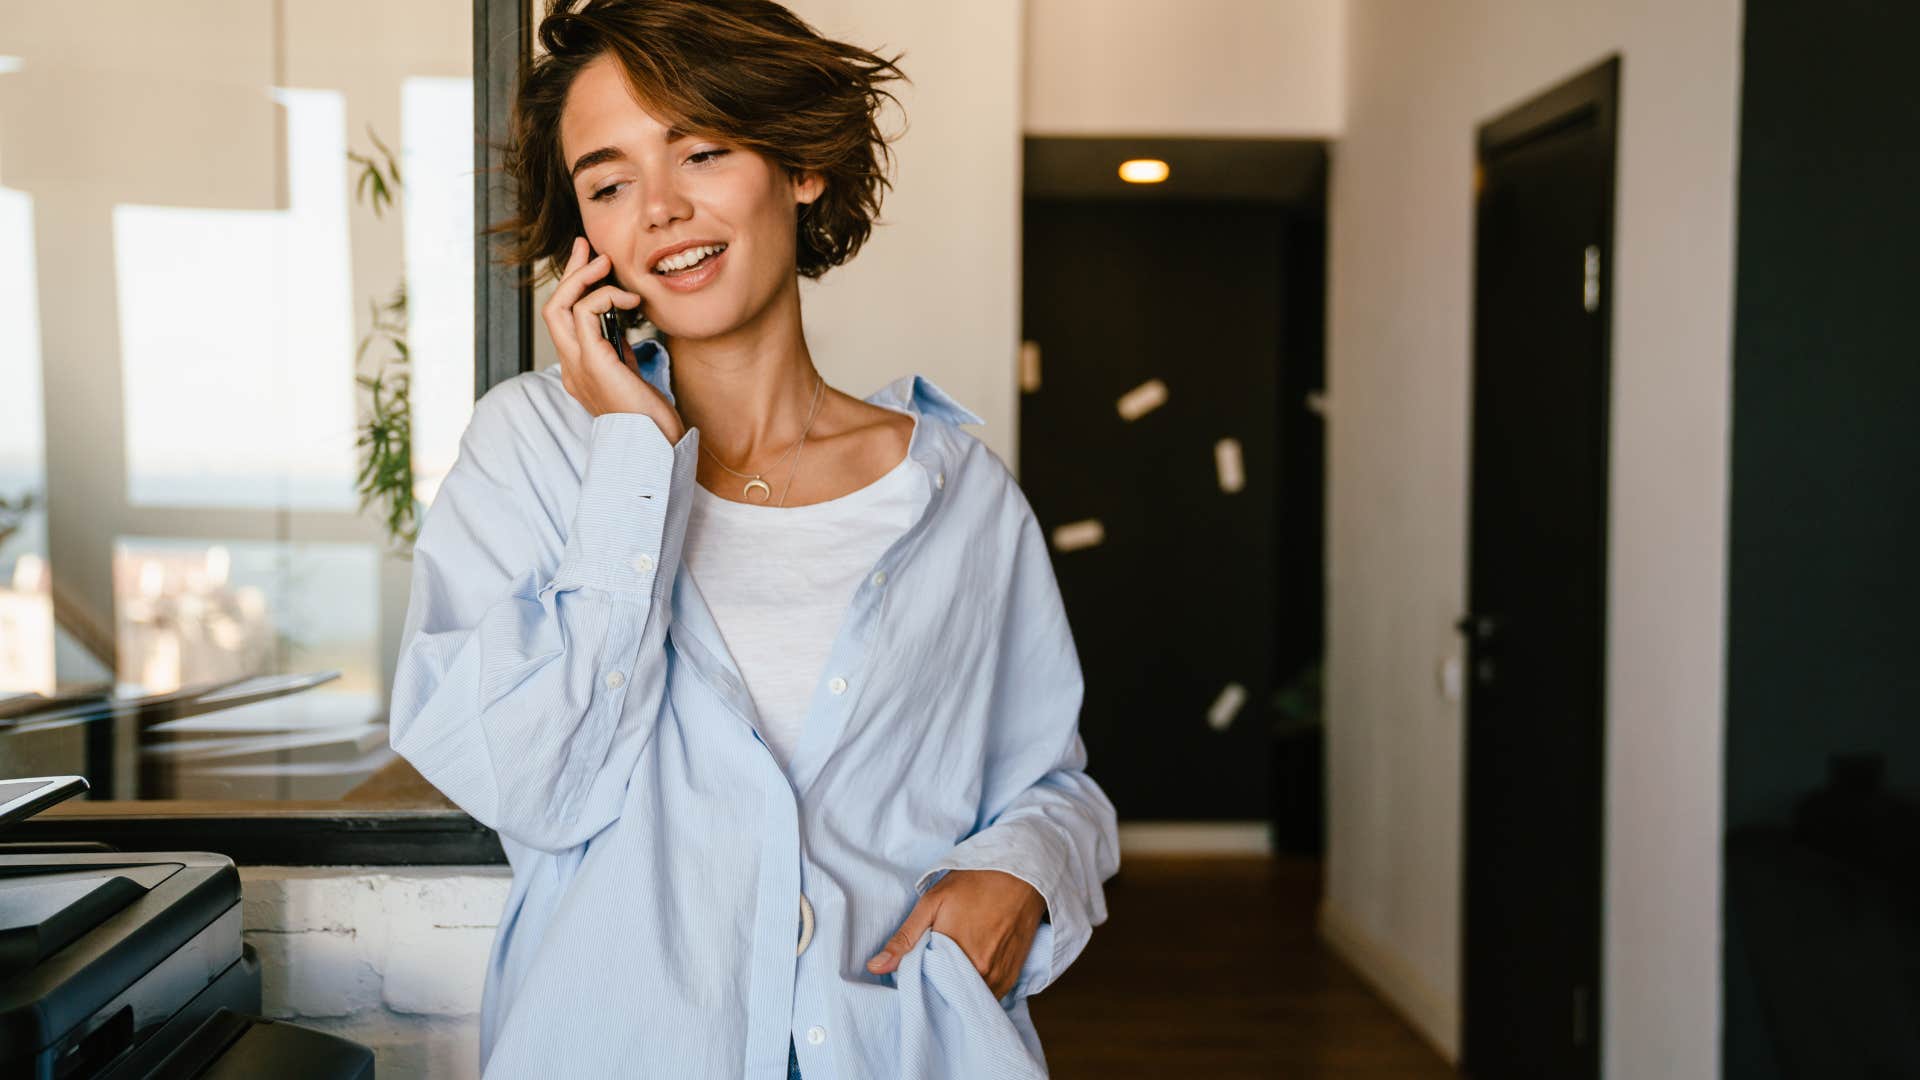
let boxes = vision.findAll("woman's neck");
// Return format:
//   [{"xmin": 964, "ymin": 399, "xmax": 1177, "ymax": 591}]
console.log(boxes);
[{"xmin": 664, "ymin": 287, "xmax": 825, "ymax": 468}]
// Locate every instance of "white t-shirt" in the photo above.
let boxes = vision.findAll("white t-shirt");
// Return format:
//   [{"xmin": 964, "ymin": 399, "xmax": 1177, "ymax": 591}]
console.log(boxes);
[{"xmin": 682, "ymin": 452, "xmax": 929, "ymax": 774}]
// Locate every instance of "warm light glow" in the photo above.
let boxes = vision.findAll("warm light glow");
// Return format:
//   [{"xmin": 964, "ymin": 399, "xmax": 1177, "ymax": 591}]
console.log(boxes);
[
  {"xmin": 11, "ymin": 553, "xmax": 45, "ymax": 592},
  {"xmin": 0, "ymin": 591, "xmax": 54, "ymax": 693},
  {"xmin": 1118, "ymin": 158, "xmax": 1170, "ymax": 184}
]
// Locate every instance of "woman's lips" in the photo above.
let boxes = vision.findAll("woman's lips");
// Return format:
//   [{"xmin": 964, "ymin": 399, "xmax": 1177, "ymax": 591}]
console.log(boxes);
[{"xmin": 651, "ymin": 246, "xmax": 727, "ymax": 293}]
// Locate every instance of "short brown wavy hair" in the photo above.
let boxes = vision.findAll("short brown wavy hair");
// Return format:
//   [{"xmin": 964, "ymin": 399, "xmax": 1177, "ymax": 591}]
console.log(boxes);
[{"xmin": 484, "ymin": 0, "xmax": 909, "ymax": 285}]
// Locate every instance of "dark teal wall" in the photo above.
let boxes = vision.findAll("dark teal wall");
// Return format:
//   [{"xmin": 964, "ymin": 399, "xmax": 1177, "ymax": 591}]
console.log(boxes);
[
  {"xmin": 1726, "ymin": 1, "xmax": 1920, "ymax": 826},
  {"xmin": 1724, "ymin": 0, "xmax": 1920, "ymax": 1073}
]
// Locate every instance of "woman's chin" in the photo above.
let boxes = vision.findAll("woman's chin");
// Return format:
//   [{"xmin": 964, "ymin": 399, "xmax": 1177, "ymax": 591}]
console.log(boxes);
[{"xmin": 650, "ymin": 303, "xmax": 758, "ymax": 343}]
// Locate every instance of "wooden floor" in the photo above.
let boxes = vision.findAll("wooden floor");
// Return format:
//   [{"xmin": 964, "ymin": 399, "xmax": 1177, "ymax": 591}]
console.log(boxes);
[{"xmin": 1028, "ymin": 856, "xmax": 1456, "ymax": 1079}]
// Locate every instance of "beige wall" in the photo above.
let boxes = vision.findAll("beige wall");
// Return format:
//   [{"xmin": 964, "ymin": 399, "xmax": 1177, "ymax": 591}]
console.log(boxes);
[
  {"xmin": 1322, "ymin": 2, "xmax": 1741, "ymax": 1075},
  {"xmin": 530, "ymin": 0, "xmax": 1026, "ymax": 471},
  {"xmin": 1025, "ymin": 0, "xmax": 1345, "ymax": 136}
]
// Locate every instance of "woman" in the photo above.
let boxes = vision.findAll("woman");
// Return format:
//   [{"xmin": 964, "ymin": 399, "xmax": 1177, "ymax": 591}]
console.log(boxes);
[{"xmin": 389, "ymin": 1, "xmax": 1119, "ymax": 1076}]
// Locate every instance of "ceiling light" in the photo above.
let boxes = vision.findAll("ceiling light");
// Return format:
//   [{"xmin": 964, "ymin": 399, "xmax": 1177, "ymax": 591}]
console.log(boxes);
[{"xmin": 1118, "ymin": 158, "xmax": 1169, "ymax": 184}]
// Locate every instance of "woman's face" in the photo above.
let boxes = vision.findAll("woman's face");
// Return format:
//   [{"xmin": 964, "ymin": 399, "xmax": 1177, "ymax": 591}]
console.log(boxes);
[{"xmin": 559, "ymin": 53, "xmax": 822, "ymax": 340}]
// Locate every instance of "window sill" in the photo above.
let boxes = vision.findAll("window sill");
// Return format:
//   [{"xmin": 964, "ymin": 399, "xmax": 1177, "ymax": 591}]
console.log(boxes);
[{"xmin": 5, "ymin": 800, "xmax": 505, "ymax": 866}]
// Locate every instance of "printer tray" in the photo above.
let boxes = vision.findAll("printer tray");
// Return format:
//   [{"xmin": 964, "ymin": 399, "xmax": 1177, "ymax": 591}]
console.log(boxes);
[
  {"xmin": 0, "ymin": 852, "xmax": 244, "ymax": 1075},
  {"xmin": 143, "ymin": 1008, "xmax": 373, "ymax": 1080}
]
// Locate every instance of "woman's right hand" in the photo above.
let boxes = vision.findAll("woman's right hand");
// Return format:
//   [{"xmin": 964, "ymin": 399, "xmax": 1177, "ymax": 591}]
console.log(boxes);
[{"xmin": 543, "ymin": 235, "xmax": 686, "ymax": 441}]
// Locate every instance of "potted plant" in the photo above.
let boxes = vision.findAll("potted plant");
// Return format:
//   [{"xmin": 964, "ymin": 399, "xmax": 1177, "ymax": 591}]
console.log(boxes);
[{"xmin": 346, "ymin": 127, "xmax": 419, "ymax": 556}]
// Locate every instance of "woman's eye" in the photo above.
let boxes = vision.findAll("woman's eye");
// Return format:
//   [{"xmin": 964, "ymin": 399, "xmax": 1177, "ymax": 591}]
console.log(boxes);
[{"xmin": 587, "ymin": 151, "xmax": 725, "ymax": 200}]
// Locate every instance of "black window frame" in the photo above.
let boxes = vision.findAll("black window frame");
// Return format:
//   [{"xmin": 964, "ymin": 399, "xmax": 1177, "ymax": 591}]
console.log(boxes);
[{"xmin": 9, "ymin": 0, "xmax": 532, "ymax": 866}]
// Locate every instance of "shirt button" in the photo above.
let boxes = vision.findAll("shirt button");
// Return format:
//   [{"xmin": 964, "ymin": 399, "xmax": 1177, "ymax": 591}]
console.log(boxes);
[
  {"xmin": 935, "ymin": 471, "xmax": 945, "ymax": 489},
  {"xmin": 631, "ymin": 554, "xmax": 653, "ymax": 574},
  {"xmin": 871, "ymin": 570, "xmax": 887, "ymax": 586},
  {"xmin": 828, "ymin": 676, "xmax": 847, "ymax": 695},
  {"xmin": 604, "ymin": 671, "xmax": 625, "ymax": 690},
  {"xmin": 806, "ymin": 1026, "xmax": 826, "ymax": 1045}
]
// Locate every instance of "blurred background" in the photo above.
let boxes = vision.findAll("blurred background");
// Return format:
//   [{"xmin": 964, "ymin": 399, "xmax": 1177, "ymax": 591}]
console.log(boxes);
[{"xmin": 0, "ymin": 0, "xmax": 1914, "ymax": 1077}]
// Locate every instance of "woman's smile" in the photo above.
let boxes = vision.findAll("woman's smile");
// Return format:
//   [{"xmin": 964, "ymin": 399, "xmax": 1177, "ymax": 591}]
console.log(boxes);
[{"xmin": 649, "ymin": 242, "xmax": 730, "ymax": 293}]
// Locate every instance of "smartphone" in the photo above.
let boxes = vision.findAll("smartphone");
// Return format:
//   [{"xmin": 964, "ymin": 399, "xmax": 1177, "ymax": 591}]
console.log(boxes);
[{"xmin": 585, "ymin": 244, "xmax": 639, "ymax": 371}]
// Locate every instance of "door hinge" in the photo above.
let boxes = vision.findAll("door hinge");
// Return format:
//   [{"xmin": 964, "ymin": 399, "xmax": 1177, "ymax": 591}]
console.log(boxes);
[{"xmin": 1582, "ymin": 245, "xmax": 1601, "ymax": 313}]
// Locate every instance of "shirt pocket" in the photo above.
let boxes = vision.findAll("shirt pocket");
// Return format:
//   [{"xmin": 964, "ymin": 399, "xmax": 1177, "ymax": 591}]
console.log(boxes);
[{"xmin": 891, "ymin": 928, "xmax": 1049, "ymax": 1079}]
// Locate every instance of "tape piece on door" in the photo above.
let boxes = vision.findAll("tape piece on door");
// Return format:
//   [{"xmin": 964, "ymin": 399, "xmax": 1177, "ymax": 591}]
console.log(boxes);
[
  {"xmin": 1050, "ymin": 518, "xmax": 1105, "ymax": 552},
  {"xmin": 1215, "ymin": 437, "xmax": 1245, "ymax": 493},
  {"xmin": 1116, "ymin": 378, "xmax": 1168, "ymax": 421},
  {"xmin": 1208, "ymin": 682, "xmax": 1247, "ymax": 731}
]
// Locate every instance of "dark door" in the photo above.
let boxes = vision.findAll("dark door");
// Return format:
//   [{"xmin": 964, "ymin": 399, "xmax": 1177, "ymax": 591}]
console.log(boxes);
[
  {"xmin": 1019, "ymin": 196, "xmax": 1324, "ymax": 822},
  {"xmin": 1461, "ymin": 57, "xmax": 1618, "ymax": 1079}
]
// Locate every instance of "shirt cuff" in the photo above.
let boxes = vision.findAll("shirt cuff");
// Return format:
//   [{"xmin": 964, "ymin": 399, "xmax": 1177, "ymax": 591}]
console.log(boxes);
[
  {"xmin": 548, "ymin": 412, "xmax": 699, "ymax": 602},
  {"xmin": 914, "ymin": 841, "xmax": 1069, "ymax": 998}
]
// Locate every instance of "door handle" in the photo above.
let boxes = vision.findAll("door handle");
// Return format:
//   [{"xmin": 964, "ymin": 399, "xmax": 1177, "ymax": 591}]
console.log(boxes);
[{"xmin": 1454, "ymin": 613, "xmax": 1502, "ymax": 641}]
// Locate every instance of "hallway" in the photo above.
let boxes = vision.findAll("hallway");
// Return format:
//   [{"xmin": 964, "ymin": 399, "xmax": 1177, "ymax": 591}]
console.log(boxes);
[{"xmin": 1032, "ymin": 856, "xmax": 1455, "ymax": 1079}]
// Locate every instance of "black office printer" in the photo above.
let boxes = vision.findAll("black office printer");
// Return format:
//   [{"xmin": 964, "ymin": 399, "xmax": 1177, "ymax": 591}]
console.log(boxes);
[{"xmin": 0, "ymin": 776, "xmax": 374, "ymax": 1079}]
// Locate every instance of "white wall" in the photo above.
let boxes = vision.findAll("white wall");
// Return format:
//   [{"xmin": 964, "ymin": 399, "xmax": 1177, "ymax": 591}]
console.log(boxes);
[
  {"xmin": 242, "ymin": 866, "xmax": 511, "ymax": 1079},
  {"xmin": 1024, "ymin": 0, "xmax": 1345, "ymax": 136},
  {"xmin": 1321, "ymin": 2, "xmax": 1741, "ymax": 1075},
  {"xmin": 531, "ymin": 0, "xmax": 1026, "ymax": 470}
]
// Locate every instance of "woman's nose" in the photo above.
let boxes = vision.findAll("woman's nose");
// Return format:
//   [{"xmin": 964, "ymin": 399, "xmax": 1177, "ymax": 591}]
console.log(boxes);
[{"xmin": 643, "ymin": 174, "xmax": 693, "ymax": 231}]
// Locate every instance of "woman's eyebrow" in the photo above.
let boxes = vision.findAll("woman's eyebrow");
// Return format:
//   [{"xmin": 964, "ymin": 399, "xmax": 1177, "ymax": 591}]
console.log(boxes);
[
  {"xmin": 569, "ymin": 146, "xmax": 625, "ymax": 181},
  {"xmin": 568, "ymin": 129, "xmax": 695, "ymax": 181}
]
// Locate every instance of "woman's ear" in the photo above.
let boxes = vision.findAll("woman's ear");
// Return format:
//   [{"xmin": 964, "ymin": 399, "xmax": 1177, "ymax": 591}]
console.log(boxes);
[{"xmin": 792, "ymin": 169, "xmax": 826, "ymax": 212}]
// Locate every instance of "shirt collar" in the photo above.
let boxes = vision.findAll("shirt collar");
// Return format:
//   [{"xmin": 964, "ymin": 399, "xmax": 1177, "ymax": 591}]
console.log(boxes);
[
  {"xmin": 864, "ymin": 373, "xmax": 985, "ymax": 427},
  {"xmin": 633, "ymin": 335, "xmax": 678, "ymax": 407}
]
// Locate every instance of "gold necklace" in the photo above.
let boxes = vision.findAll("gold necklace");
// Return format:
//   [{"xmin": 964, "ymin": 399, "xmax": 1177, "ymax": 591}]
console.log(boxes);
[{"xmin": 699, "ymin": 373, "xmax": 825, "ymax": 503}]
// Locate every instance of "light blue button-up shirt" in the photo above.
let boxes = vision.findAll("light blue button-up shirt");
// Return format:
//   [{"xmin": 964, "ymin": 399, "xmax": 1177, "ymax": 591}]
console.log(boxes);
[{"xmin": 390, "ymin": 338, "xmax": 1121, "ymax": 1079}]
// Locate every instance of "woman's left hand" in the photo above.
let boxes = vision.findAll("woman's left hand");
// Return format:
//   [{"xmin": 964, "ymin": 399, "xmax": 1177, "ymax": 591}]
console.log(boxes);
[{"xmin": 865, "ymin": 869, "xmax": 1048, "ymax": 999}]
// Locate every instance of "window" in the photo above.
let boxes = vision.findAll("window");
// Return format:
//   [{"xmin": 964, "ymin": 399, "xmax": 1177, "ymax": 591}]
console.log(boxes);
[{"xmin": 0, "ymin": 0, "xmax": 531, "ymax": 863}]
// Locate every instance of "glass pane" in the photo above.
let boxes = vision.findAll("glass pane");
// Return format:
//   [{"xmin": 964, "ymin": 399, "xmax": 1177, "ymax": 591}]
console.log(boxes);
[
  {"xmin": 0, "ymin": 1, "xmax": 473, "ymax": 808},
  {"xmin": 112, "ymin": 537, "xmax": 386, "ymax": 800},
  {"xmin": 0, "ymin": 184, "xmax": 51, "ymax": 696},
  {"xmin": 118, "ymin": 88, "xmax": 359, "ymax": 510}
]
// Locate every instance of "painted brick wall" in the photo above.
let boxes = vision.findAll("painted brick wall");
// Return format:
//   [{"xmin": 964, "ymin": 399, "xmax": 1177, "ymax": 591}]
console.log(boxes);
[{"xmin": 239, "ymin": 866, "xmax": 511, "ymax": 1079}]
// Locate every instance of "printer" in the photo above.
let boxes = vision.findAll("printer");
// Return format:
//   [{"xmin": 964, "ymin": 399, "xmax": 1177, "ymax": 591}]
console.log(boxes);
[{"xmin": 0, "ymin": 775, "xmax": 374, "ymax": 1078}]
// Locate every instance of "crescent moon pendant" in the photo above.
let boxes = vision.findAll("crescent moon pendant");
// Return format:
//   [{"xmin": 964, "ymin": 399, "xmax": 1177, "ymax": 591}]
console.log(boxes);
[{"xmin": 744, "ymin": 478, "xmax": 773, "ymax": 501}]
